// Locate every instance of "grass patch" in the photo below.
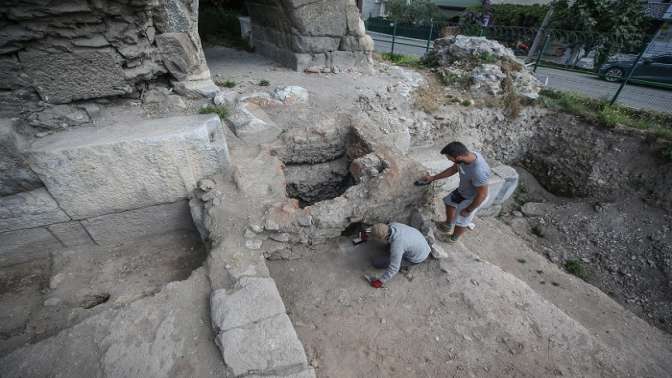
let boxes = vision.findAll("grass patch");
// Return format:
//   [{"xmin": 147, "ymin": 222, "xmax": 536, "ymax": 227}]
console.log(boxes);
[
  {"xmin": 379, "ymin": 52, "xmax": 424, "ymax": 68},
  {"xmin": 215, "ymin": 79, "xmax": 236, "ymax": 88},
  {"xmin": 199, "ymin": 105, "xmax": 230, "ymax": 119},
  {"xmin": 564, "ymin": 259, "xmax": 589, "ymax": 280},
  {"xmin": 438, "ymin": 71, "xmax": 471, "ymax": 89},
  {"xmin": 540, "ymin": 89, "xmax": 672, "ymax": 144},
  {"xmin": 258, "ymin": 79, "xmax": 270, "ymax": 87},
  {"xmin": 478, "ymin": 52, "xmax": 498, "ymax": 64}
]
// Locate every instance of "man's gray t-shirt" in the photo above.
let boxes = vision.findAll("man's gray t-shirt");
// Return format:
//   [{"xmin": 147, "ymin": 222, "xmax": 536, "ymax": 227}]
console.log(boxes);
[
  {"xmin": 457, "ymin": 151, "xmax": 491, "ymax": 199},
  {"xmin": 379, "ymin": 223, "xmax": 430, "ymax": 283}
]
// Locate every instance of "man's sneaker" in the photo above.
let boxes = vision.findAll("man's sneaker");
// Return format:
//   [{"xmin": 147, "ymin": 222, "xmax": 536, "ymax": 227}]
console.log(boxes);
[{"xmin": 435, "ymin": 222, "xmax": 455, "ymax": 234}]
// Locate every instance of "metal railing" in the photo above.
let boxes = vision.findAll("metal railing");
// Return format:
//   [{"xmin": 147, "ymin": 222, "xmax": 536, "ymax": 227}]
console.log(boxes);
[{"xmin": 365, "ymin": 18, "xmax": 672, "ymax": 113}]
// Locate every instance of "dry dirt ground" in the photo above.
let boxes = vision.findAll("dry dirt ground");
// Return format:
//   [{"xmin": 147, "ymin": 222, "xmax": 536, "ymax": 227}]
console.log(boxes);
[
  {"xmin": 269, "ymin": 234, "xmax": 672, "ymax": 377},
  {"xmin": 502, "ymin": 167, "xmax": 672, "ymax": 334},
  {"xmin": 0, "ymin": 231, "xmax": 205, "ymax": 357}
]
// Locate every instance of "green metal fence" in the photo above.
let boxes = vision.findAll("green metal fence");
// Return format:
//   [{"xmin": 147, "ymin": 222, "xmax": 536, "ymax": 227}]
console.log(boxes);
[{"xmin": 365, "ymin": 18, "xmax": 672, "ymax": 113}]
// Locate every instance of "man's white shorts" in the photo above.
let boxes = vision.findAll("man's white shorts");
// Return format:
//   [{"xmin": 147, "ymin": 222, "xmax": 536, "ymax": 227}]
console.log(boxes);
[{"xmin": 443, "ymin": 190, "xmax": 487, "ymax": 227}]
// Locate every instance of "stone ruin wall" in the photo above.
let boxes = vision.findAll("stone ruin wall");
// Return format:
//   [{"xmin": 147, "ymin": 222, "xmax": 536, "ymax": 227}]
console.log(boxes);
[
  {"xmin": 0, "ymin": 0, "xmax": 213, "ymax": 119},
  {"xmin": 0, "ymin": 0, "xmax": 373, "ymax": 197},
  {"xmin": 246, "ymin": 0, "xmax": 373, "ymax": 71},
  {"xmin": 0, "ymin": 0, "xmax": 372, "ymax": 121}
]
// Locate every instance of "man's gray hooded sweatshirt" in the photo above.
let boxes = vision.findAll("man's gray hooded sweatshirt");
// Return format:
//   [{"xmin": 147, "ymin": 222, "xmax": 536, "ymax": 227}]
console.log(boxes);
[{"xmin": 379, "ymin": 223, "xmax": 430, "ymax": 283}]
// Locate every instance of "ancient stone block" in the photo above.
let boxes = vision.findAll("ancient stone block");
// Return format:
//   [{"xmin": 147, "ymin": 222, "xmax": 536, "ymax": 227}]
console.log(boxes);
[
  {"xmin": 481, "ymin": 174, "xmax": 505, "ymax": 210},
  {"xmin": 339, "ymin": 35, "xmax": 374, "ymax": 51},
  {"xmin": 0, "ymin": 188, "xmax": 70, "ymax": 232},
  {"xmin": 272, "ymin": 86, "xmax": 309, "ymax": 104},
  {"xmin": 19, "ymin": 48, "xmax": 132, "ymax": 104},
  {"xmin": 210, "ymin": 277, "xmax": 286, "ymax": 332},
  {"xmin": 290, "ymin": 1, "xmax": 347, "ymax": 37},
  {"xmin": 48, "ymin": 221, "xmax": 94, "ymax": 247},
  {"xmin": 330, "ymin": 50, "xmax": 373, "ymax": 70},
  {"xmin": 29, "ymin": 114, "xmax": 230, "ymax": 219},
  {"xmin": 216, "ymin": 313, "xmax": 308, "ymax": 377},
  {"xmin": 0, "ymin": 228, "xmax": 56, "ymax": 267},
  {"xmin": 155, "ymin": 32, "xmax": 202, "ymax": 81},
  {"xmin": 155, "ymin": 0, "xmax": 199, "ymax": 34},
  {"xmin": 291, "ymin": 35, "xmax": 341, "ymax": 53},
  {"xmin": 0, "ymin": 118, "xmax": 43, "ymax": 196},
  {"xmin": 80, "ymin": 200, "xmax": 196, "ymax": 245},
  {"xmin": 492, "ymin": 165, "xmax": 519, "ymax": 205}
]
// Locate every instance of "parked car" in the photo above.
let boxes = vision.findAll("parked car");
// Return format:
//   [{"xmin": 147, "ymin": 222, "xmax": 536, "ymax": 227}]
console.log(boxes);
[{"xmin": 598, "ymin": 54, "xmax": 672, "ymax": 84}]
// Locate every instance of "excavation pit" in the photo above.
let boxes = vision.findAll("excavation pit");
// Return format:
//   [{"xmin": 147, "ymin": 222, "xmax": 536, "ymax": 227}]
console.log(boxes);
[
  {"xmin": 284, "ymin": 158, "xmax": 355, "ymax": 208},
  {"xmin": 0, "ymin": 229, "xmax": 207, "ymax": 357}
]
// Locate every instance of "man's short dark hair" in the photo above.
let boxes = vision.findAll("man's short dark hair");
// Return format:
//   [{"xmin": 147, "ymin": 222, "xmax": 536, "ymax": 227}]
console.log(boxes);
[{"xmin": 440, "ymin": 142, "xmax": 469, "ymax": 158}]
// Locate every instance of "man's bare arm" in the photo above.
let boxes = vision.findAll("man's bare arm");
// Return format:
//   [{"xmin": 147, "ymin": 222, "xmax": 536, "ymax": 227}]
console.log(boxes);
[
  {"xmin": 424, "ymin": 164, "xmax": 458, "ymax": 182},
  {"xmin": 466, "ymin": 185, "xmax": 488, "ymax": 212}
]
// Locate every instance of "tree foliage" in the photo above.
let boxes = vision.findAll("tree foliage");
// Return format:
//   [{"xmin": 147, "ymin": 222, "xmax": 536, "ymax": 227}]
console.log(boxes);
[
  {"xmin": 386, "ymin": 0, "xmax": 444, "ymax": 25},
  {"xmin": 553, "ymin": 0, "xmax": 654, "ymax": 66},
  {"xmin": 463, "ymin": 4, "xmax": 550, "ymax": 27},
  {"xmin": 462, "ymin": 0, "xmax": 656, "ymax": 67}
]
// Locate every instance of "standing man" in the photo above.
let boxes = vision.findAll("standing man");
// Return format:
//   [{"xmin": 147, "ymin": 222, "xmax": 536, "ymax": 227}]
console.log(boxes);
[
  {"xmin": 366, "ymin": 223, "xmax": 430, "ymax": 288},
  {"xmin": 420, "ymin": 142, "xmax": 491, "ymax": 243}
]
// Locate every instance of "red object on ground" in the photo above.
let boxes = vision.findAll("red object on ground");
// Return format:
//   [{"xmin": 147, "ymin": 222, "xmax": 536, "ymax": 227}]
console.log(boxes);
[{"xmin": 371, "ymin": 279, "xmax": 383, "ymax": 288}]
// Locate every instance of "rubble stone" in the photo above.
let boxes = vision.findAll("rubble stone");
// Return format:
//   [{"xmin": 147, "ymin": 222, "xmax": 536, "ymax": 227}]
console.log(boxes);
[
  {"xmin": 272, "ymin": 86, "xmax": 309, "ymax": 104},
  {"xmin": 350, "ymin": 153, "xmax": 385, "ymax": 184},
  {"xmin": 521, "ymin": 202, "xmax": 551, "ymax": 218},
  {"xmin": 213, "ymin": 90, "xmax": 238, "ymax": 106},
  {"xmin": 429, "ymin": 35, "xmax": 541, "ymax": 100}
]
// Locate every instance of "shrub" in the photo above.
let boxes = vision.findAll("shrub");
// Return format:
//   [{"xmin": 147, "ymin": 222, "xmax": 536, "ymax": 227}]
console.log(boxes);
[
  {"xmin": 258, "ymin": 79, "xmax": 270, "ymax": 86},
  {"xmin": 564, "ymin": 259, "xmax": 589, "ymax": 280},
  {"xmin": 199, "ymin": 105, "xmax": 230, "ymax": 119},
  {"xmin": 215, "ymin": 79, "xmax": 236, "ymax": 88}
]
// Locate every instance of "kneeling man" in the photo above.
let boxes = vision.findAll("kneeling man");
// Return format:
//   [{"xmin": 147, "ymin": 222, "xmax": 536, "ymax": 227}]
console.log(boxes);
[{"xmin": 367, "ymin": 223, "xmax": 430, "ymax": 288}]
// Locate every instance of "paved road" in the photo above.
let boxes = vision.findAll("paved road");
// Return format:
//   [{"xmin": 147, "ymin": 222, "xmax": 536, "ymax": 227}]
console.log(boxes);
[
  {"xmin": 533, "ymin": 67, "xmax": 672, "ymax": 114},
  {"xmin": 369, "ymin": 31, "xmax": 672, "ymax": 114}
]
